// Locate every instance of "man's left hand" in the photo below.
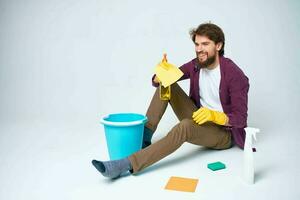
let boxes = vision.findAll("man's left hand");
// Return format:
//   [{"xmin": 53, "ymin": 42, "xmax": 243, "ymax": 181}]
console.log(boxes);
[{"xmin": 192, "ymin": 107, "xmax": 228, "ymax": 126}]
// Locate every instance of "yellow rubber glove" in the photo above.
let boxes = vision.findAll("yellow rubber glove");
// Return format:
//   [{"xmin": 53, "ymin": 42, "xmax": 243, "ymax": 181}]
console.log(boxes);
[{"xmin": 192, "ymin": 107, "xmax": 228, "ymax": 126}]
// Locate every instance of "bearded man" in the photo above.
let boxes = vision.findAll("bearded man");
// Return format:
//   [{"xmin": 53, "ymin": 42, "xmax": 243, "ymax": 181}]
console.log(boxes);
[{"xmin": 92, "ymin": 22, "xmax": 249, "ymax": 179}]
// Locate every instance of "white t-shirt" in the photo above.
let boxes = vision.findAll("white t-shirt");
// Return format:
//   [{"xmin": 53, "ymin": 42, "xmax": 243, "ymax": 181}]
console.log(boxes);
[{"xmin": 199, "ymin": 65, "xmax": 223, "ymax": 112}]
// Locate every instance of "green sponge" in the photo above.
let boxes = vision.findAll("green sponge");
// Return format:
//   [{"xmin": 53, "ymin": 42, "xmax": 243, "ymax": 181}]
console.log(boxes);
[{"xmin": 207, "ymin": 161, "xmax": 226, "ymax": 171}]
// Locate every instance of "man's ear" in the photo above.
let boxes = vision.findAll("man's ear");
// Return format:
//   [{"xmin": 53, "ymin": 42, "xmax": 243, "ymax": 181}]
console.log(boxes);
[{"xmin": 216, "ymin": 42, "xmax": 223, "ymax": 51}]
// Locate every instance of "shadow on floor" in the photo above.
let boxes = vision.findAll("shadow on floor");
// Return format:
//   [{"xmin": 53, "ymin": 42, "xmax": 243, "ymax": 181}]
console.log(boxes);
[{"xmin": 133, "ymin": 146, "xmax": 214, "ymax": 176}]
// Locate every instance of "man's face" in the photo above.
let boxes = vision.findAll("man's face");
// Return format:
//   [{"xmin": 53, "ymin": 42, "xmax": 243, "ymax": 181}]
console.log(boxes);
[{"xmin": 194, "ymin": 35, "xmax": 222, "ymax": 68}]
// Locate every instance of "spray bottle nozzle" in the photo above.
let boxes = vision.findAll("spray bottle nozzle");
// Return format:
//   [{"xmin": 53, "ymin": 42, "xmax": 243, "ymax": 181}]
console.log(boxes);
[{"xmin": 245, "ymin": 127, "xmax": 260, "ymax": 142}]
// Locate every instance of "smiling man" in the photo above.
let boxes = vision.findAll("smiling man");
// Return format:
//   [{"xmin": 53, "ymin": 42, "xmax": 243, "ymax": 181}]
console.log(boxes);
[{"xmin": 92, "ymin": 23, "xmax": 250, "ymax": 179}]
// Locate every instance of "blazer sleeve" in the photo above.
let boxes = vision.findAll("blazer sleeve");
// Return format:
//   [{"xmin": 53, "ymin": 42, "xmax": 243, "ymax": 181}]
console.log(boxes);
[
  {"xmin": 178, "ymin": 62, "xmax": 191, "ymax": 81},
  {"xmin": 226, "ymin": 71, "xmax": 250, "ymax": 128}
]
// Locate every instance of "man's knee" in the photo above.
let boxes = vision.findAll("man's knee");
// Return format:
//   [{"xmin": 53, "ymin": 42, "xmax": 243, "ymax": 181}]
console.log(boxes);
[
  {"xmin": 167, "ymin": 118, "xmax": 194, "ymax": 141},
  {"xmin": 179, "ymin": 118, "xmax": 194, "ymax": 128}
]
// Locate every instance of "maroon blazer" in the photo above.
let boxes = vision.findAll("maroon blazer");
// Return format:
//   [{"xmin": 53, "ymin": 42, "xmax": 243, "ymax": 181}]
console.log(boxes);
[{"xmin": 152, "ymin": 56, "xmax": 250, "ymax": 149}]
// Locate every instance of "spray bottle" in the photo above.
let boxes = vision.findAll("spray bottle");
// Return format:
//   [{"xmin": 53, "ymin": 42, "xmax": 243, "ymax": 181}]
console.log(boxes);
[{"xmin": 243, "ymin": 127, "xmax": 260, "ymax": 184}]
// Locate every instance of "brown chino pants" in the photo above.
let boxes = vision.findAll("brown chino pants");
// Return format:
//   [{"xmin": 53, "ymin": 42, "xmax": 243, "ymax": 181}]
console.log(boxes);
[{"xmin": 128, "ymin": 83, "xmax": 232, "ymax": 173}]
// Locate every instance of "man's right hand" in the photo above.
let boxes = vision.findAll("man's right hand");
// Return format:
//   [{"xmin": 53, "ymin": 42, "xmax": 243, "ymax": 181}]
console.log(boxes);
[{"xmin": 153, "ymin": 75, "xmax": 161, "ymax": 84}]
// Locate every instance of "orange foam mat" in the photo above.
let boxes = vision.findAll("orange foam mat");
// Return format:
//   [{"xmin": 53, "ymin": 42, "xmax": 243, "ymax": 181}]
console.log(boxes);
[{"xmin": 164, "ymin": 176, "xmax": 199, "ymax": 193}]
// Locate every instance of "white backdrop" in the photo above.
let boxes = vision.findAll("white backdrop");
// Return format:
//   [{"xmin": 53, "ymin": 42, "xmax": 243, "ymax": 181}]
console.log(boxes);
[
  {"xmin": 1, "ymin": 0, "xmax": 299, "ymax": 130},
  {"xmin": 0, "ymin": 0, "xmax": 300, "ymax": 199}
]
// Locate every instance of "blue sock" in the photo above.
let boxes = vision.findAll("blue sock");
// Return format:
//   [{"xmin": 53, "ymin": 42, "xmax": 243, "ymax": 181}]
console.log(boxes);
[{"xmin": 92, "ymin": 157, "xmax": 132, "ymax": 179}]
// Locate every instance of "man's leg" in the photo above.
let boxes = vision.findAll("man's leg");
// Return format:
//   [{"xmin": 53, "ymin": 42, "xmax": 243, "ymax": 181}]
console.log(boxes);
[
  {"xmin": 92, "ymin": 83, "xmax": 197, "ymax": 178},
  {"xmin": 168, "ymin": 83, "xmax": 198, "ymax": 120},
  {"xmin": 92, "ymin": 119, "xmax": 231, "ymax": 178},
  {"xmin": 129, "ymin": 119, "xmax": 231, "ymax": 173},
  {"xmin": 143, "ymin": 83, "xmax": 197, "ymax": 147},
  {"xmin": 92, "ymin": 83, "xmax": 231, "ymax": 178},
  {"xmin": 145, "ymin": 83, "xmax": 197, "ymax": 131}
]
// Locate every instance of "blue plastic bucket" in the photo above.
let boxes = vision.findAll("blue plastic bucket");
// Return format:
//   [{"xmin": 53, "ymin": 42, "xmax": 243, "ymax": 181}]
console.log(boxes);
[{"xmin": 100, "ymin": 113, "xmax": 148, "ymax": 160}]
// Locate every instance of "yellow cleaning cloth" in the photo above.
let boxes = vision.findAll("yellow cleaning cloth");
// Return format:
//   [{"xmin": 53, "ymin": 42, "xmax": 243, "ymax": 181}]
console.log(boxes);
[
  {"xmin": 164, "ymin": 176, "xmax": 199, "ymax": 193},
  {"xmin": 154, "ymin": 54, "xmax": 183, "ymax": 87}
]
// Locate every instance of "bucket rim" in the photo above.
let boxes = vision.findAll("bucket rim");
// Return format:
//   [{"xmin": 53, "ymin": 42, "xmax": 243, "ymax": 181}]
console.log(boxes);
[{"xmin": 100, "ymin": 113, "xmax": 148, "ymax": 127}]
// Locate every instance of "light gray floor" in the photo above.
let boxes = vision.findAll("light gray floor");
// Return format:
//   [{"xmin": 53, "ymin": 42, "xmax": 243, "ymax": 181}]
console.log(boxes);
[{"xmin": 0, "ymin": 116, "xmax": 299, "ymax": 200}]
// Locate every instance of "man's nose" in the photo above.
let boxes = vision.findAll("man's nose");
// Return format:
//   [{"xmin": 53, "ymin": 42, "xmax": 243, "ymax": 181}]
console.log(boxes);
[{"xmin": 196, "ymin": 45, "xmax": 203, "ymax": 52}]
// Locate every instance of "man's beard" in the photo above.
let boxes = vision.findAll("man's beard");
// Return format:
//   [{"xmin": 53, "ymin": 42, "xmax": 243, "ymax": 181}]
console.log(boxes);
[{"xmin": 196, "ymin": 52, "xmax": 217, "ymax": 68}]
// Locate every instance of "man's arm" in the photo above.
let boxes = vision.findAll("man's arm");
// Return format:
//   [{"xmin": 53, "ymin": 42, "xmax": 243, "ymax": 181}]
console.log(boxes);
[
  {"xmin": 224, "ymin": 120, "xmax": 231, "ymax": 126},
  {"xmin": 226, "ymin": 73, "xmax": 249, "ymax": 128}
]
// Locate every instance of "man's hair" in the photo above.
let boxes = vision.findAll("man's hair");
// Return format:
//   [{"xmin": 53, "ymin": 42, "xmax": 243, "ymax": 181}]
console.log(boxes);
[{"xmin": 189, "ymin": 23, "xmax": 225, "ymax": 56}]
